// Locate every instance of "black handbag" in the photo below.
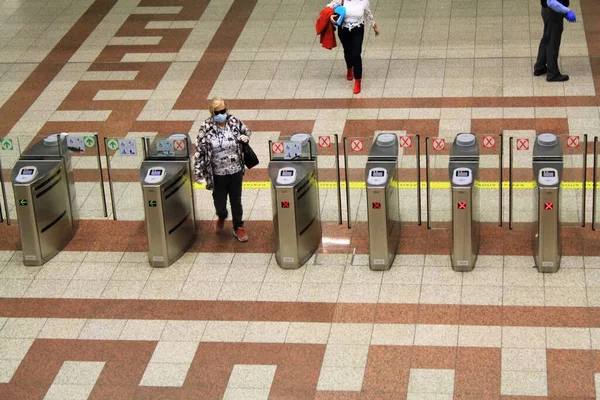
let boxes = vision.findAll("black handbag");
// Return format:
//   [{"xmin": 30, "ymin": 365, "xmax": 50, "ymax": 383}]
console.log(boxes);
[{"xmin": 243, "ymin": 143, "xmax": 259, "ymax": 169}]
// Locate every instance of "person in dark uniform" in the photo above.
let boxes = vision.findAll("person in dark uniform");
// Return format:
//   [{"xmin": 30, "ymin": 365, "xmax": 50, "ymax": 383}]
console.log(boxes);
[{"xmin": 534, "ymin": 0, "xmax": 577, "ymax": 82}]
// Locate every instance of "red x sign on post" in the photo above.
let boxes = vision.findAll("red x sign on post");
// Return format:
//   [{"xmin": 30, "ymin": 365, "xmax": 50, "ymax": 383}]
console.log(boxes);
[
  {"xmin": 372, "ymin": 202, "xmax": 381, "ymax": 209},
  {"xmin": 516, "ymin": 138, "xmax": 530, "ymax": 151},
  {"xmin": 399, "ymin": 136, "xmax": 412, "ymax": 148},
  {"xmin": 545, "ymin": 202, "xmax": 553, "ymax": 210},
  {"xmin": 318, "ymin": 136, "xmax": 331, "ymax": 148},
  {"xmin": 281, "ymin": 201, "xmax": 290, "ymax": 209},
  {"xmin": 350, "ymin": 139, "xmax": 364, "ymax": 152},
  {"xmin": 483, "ymin": 136, "xmax": 496, "ymax": 148},
  {"xmin": 567, "ymin": 136, "xmax": 580, "ymax": 148},
  {"xmin": 432, "ymin": 138, "xmax": 445, "ymax": 151},
  {"xmin": 458, "ymin": 202, "xmax": 467, "ymax": 210},
  {"xmin": 272, "ymin": 142, "xmax": 284, "ymax": 154}
]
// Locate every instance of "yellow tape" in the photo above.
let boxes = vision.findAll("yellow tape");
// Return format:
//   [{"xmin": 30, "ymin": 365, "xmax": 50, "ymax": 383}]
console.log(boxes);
[{"xmin": 193, "ymin": 181, "xmax": 590, "ymax": 190}]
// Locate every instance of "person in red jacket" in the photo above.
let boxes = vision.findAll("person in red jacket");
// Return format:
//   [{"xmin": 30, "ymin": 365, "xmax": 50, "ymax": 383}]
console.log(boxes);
[{"xmin": 327, "ymin": 0, "xmax": 379, "ymax": 94}]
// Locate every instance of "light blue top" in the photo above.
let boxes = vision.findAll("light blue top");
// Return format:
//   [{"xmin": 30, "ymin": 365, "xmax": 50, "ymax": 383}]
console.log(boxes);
[{"xmin": 547, "ymin": 0, "xmax": 569, "ymax": 14}]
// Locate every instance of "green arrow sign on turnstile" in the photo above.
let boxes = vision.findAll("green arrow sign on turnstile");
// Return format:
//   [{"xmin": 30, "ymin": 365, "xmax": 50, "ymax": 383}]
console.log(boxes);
[
  {"xmin": 84, "ymin": 136, "xmax": 95, "ymax": 148},
  {"xmin": 107, "ymin": 138, "xmax": 119, "ymax": 151},
  {"xmin": 148, "ymin": 200, "xmax": 157, "ymax": 207},
  {"xmin": 1, "ymin": 139, "xmax": 13, "ymax": 151},
  {"xmin": 19, "ymin": 199, "xmax": 27, "ymax": 206}
]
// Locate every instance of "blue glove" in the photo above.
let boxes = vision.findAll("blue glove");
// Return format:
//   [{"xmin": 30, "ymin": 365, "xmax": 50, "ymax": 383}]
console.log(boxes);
[{"xmin": 566, "ymin": 10, "xmax": 576, "ymax": 22}]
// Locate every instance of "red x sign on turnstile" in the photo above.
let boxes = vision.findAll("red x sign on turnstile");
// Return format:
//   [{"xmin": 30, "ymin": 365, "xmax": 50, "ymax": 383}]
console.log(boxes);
[
  {"xmin": 281, "ymin": 201, "xmax": 290, "ymax": 208},
  {"xmin": 318, "ymin": 136, "xmax": 331, "ymax": 148},
  {"xmin": 432, "ymin": 138, "xmax": 445, "ymax": 151},
  {"xmin": 272, "ymin": 142, "xmax": 284, "ymax": 154},
  {"xmin": 483, "ymin": 136, "xmax": 496, "ymax": 148},
  {"xmin": 458, "ymin": 202, "xmax": 467, "ymax": 210},
  {"xmin": 567, "ymin": 136, "xmax": 580, "ymax": 148},
  {"xmin": 351, "ymin": 139, "xmax": 364, "ymax": 152},
  {"xmin": 173, "ymin": 139, "xmax": 186, "ymax": 151},
  {"xmin": 545, "ymin": 202, "xmax": 553, "ymax": 210},
  {"xmin": 399, "ymin": 136, "xmax": 412, "ymax": 148},
  {"xmin": 516, "ymin": 138, "xmax": 530, "ymax": 151},
  {"xmin": 372, "ymin": 202, "xmax": 381, "ymax": 209}
]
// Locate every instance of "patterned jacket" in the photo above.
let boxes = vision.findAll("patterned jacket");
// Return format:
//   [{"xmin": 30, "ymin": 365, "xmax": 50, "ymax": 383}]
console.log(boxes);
[{"xmin": 194, "ymin": 115, "xmax": 252, "ymax": 190}]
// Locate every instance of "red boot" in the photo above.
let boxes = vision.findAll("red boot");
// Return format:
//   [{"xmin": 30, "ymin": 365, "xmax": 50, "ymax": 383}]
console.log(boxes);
[
  {"xmin": 353, "ymin": 79, "xmax": 361, "ymax": 94},
  {"xmin": 346, "ymin": 68, "xmax": 353, "ymax": 81}
]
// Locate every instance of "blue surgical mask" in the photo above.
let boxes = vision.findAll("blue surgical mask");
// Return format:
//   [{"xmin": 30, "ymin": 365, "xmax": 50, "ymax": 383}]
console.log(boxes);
[{"xmin": 213, "ymin": 113, "xmax": 227, "ymax": 123}]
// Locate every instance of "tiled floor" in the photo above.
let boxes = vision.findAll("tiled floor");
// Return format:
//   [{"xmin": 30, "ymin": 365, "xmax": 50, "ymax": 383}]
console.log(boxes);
[{"xmin": 1, "ymin": 0, "xmax": 600, "ymax": 398}]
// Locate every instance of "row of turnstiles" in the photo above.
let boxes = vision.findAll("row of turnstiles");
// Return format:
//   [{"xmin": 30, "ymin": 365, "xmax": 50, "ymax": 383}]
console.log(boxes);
[{"xmin": 9, "ymin": 132, "xmax": 563, "ymax": 273}]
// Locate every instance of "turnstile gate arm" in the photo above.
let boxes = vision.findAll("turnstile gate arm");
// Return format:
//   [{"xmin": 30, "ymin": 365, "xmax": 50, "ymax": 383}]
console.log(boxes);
[
  {"xmin": 334, "ymin": 134, "xmax": 342, "ymax": 225},
  {"xmin": 593, "ymin": 136, "xmax": 598, "ymax": 230},
  {"xmin": 104, "ymin": 137, "xmax": 118, "ymax": 221},
  {"xmin": 499, "ymin": 134, "xmax": 503, "ymax": 226},
  {"xmin": 425, "ymin": 137, "xmax": 431, "ymax": 229},
  {"xmin": 95, "ymin": 134, "xmax": 108, "ymax": 218},
  {"xmin": 582, "ymin": 134, "xmax": 588, "ymax": 228},
  {"xmin": 343, "ymin": 137, "xmax": 351, "ymax": 229},
  {"xmin": 508, "ymin": 136, "xmax": 513, "ymax": 230},
  {"xmin": 416, "ymin": 134, "xmax": 422, "ymax": 226}
]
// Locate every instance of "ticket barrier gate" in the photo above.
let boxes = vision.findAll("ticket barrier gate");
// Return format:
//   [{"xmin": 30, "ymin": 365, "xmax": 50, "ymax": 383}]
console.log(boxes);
[
  {"xmin": 533, "ymin": 133, "xmax": 562, "ymax": 273},
  {"xmin": 449, "ymin": 133, "xmax": 480, "ymax": 272},
  {"xmin": 140, "ymin": 135, "xmax": 196, "ymax": 267},
  {"xmin": 11, "ymin": 133, "xmax": 79, "ymax": 266},
  {"xmin": 365, "ymin": 133, "xmax": 400, "ymax": 271},
  {"xmin": 269, "ymin": 133, "xmax": 322, "ymax": 269}
]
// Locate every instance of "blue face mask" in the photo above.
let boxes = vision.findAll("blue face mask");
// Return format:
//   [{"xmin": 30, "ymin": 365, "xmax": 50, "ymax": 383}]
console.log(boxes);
[{"xmin": 213, "ymin": 113, "xmax": 227, "ymax": 123}]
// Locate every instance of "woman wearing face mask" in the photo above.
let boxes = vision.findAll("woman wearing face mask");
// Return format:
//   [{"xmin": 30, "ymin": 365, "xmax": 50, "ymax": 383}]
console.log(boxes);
[
  {"xmin": 194, "ymin": 97, "xmax": 251, "ymax": 242},
  {"xmin": 327, "ymin": 0, "xmax": 379, "ymax": 94}
]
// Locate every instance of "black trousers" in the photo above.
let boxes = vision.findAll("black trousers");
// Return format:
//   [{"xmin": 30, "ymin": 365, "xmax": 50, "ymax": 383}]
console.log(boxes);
[
  {"xmin": 535, "ymin": 7, "xmax": 564, "ymax": 79},
  {"xmin": 338, "ymin": 24, "xmax": 364, "ymax": 79},
  {"xmin": 212, "ymin": 170, "xmax": 244, "ymax": 229}
]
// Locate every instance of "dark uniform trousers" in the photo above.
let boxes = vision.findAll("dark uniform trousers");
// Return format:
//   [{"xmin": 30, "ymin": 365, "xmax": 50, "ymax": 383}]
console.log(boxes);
[{"xmin": 534, "ymin": 6, "xmax": 565, "ymax": 79}]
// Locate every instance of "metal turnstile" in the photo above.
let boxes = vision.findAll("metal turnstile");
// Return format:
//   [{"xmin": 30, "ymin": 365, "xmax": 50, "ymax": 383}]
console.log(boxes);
[
  {"xmin": 269, "ymin": 133, "xmax": 322, "ymax": 269},
  {"xmin": 12, "ymin": 133, "xmax": 79, "ymax": 266},
  {"xmin": 533, "ymin": 133, "xmax": 563, "ymax": 273},
  {"xmin": 365, "ymin": 133, "xmax": 400, "ymax": 270},
  {"xmin": 449, "ymin": 133, "xmax": 480, "ymax": 272},
  {"xmin": 140, "ymin": 134, "xmax": 196, "ymax": 267}
]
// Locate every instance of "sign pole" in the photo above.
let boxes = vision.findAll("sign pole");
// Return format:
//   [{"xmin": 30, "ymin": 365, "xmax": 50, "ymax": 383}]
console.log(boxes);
[
  {"xmin": 104, "ymin": 138, "xmax": 118, "ymax": 221},
  {"xmin": 0, "ymin": 149, "xmax": 10, "ymax": 225},
  {"xmin": 95, "ymin": 134, "xmax": 108, "ymax": 218}
]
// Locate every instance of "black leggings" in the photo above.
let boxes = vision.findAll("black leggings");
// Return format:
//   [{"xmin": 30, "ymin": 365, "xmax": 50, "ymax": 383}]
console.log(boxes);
[
  {"xmin": 338, "ymin": 24, "xmax": 364, "ymax": 79},
  {"xmin": 534, "ymin": 7, "xmax": 564, "ymax": 78},
  {"xmin": 212, "ymin": 170, "xmax": 244, "ymax": 229}
]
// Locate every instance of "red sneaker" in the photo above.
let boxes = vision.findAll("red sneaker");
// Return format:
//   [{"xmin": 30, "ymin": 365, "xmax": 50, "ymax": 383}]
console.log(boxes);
[
  {"xmin": 353, "ymin": 79, "xmax": 361, "ymax": 94},
  {"xmin": 346, "ymin": 67, "xmax": 353, "ymax": 81},
  {"xmin": 233, "ymin": 227, "xmax": 248, "ymax": 242},
  {"xmin": 214, "ymin": 218, "xmax": 225, "ymax": 233}
]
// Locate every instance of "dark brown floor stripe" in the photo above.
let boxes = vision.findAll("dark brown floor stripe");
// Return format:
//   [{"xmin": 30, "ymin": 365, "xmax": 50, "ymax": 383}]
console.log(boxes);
[
  {"xmin": 2, "ymin": 220, "xmax": 600, "ymax": 256},
  {"xmin": 0, "ymin": 299, "xmax": 599, "ymax": 328}
]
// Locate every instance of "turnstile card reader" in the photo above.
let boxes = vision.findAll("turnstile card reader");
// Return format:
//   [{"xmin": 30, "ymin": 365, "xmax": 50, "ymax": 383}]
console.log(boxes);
[
  {"xmin": 144, "ymin": 167, "xmax": 166, "ymax": 184},
  {"xmin": 14, "ymin": 167, "xmax": 38, "ymax": 184},
  {"xmin": 366, "ymin": 133, "xmax": 400, "ymax": 271},
  {"xmin": 449, "ymin": 133, "xmax": 480, "ymax": 272},
  {"xmin": 12, "ymin": 133, "xmax": 78, "ymax": 266},
  {"xmin": 276, "ymin": 168, "xmax": 297, "ymax": 185},
  {"xmin": 269, "ymin": 133, "xmax": 322, "ymax": 269},
  {"xmin": 140, "ymin": 135, "xmax": 196, "ymax": 268},
  {"xmin": 533, "ymin": 133, "xmax": 563, "ymax": 273}
]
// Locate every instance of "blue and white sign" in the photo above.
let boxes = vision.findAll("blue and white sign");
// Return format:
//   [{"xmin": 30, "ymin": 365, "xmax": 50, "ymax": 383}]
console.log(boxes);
[
  {"xmin": 118, "ymin": 139, "xmax": 137, "ymax": 156},
  {"xmin": 67, "ymin": 135, "xmax": 85, "ymax": 152},
  {"xmin": 284, "ymin": 142, "xmax": 301, "ymax": 160}
]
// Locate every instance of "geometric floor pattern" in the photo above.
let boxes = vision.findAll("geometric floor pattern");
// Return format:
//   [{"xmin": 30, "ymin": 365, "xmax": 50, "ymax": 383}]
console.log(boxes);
[{"xmin": 1, "ymin": 0, "xmax": 600, "ymax": 398}]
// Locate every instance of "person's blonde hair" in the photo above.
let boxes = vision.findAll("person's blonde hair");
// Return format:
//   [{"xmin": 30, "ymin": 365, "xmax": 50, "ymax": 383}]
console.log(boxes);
[{"xmin": 208, "ymin": 97, "xmax": 228, "ymax": 115}]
